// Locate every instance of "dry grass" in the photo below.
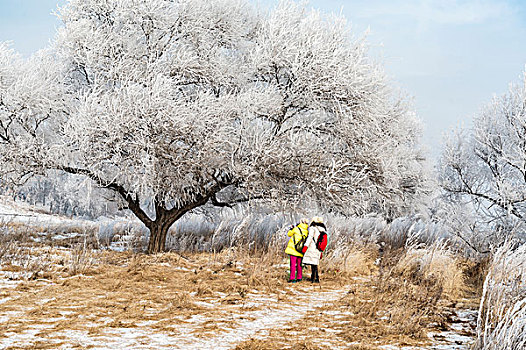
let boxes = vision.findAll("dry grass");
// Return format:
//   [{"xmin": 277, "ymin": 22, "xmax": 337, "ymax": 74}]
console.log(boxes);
[
  {"xmin": 0, "ymin": 248, "xmax": 303, "ymax": 344},
  {"xmin": 0, "ymin": 239, "xmax": 479, "ymax": 349},
  {"xmin": 323, "ymin": 243, "xmax": 379, "ymax": 278},
  {"xmin": 315, "ymin": 243, "xmax": 475, "ymax": 348},
  {"xmin": 235, "ymin": 339, "xmax": 325, "ymax": 350},
  {"xmin": 344, "ymin": 274, "xmax": 444, "ymax": 340},
  {"xmin": 393, "ymin": 242, "xmax": 467, "ymax": 300}
]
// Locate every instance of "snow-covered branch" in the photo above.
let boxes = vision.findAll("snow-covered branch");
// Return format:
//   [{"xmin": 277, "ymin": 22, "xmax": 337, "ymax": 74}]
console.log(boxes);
[{"xmin": 440, "ymin": 72, "xmax": 526, "ymax": 246}]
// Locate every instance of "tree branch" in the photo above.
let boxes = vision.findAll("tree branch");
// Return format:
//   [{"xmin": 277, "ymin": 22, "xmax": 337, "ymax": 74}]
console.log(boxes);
[
  {"xmin": 61, "ymin": 166, "xmax": 153, "ymax": 226},
  {"xmin": 209, "ymin": 193, "xmax": 264, "ymax": 208}
]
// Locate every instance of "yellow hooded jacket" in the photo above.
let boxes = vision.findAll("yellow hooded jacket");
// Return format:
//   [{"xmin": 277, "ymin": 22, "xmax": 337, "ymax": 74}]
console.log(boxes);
[{"xmin": 285, "ymin": 223, "xmax": 309, "ymax": 257}]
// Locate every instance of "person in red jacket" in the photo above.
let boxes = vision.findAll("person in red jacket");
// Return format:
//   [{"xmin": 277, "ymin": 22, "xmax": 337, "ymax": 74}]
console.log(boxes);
[{"xmin": 302, "ymin": 216, "xmax": 328, "ymax": 283}]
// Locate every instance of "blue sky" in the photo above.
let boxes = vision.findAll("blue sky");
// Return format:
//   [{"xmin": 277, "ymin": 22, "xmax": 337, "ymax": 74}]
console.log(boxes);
[{"xmin": 1, "ymin": 0, "xmax": 526, "ymax": 158}]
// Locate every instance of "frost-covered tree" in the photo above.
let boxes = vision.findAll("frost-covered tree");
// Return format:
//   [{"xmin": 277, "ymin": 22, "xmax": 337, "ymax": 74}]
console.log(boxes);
[
  {"xmin": 440, "ymin": 72, "xmax": 526, "ymax": 247},
  {"xmin": 0, "ymin": 42, "xmax": 68, "ymax": 177},
  {"xmin": 1, "ymin": 0, "xmax": 428, "ymax": 253}
]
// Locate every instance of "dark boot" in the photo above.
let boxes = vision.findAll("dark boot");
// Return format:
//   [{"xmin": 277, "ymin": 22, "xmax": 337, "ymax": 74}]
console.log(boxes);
[{"xmin": 311, "ymin": 265, "xmax": 319, "ymax": 283}]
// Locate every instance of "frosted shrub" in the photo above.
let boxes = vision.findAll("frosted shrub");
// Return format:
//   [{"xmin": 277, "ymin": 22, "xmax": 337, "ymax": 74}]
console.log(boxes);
[
  {"xmin": 478, "ymin": 299, "xmax": 526, "ymax": 350},
  {"xmin": 0, "ymin": 234, "xmax": 21, "ymax": 264},
  {"xmin": 165, "ymin": 209, "xmax": 285, "ymax": 253},
  {"xmin": 156, "ymin": 206, "xmax": 477, "ymax": 260},
  {"xmin": 475, "ymin": 242, "xmax": 526, "ymax": 349},
  {"xmin": 382, "ymin": 216, "xmax": 446, "ymax": 249}
]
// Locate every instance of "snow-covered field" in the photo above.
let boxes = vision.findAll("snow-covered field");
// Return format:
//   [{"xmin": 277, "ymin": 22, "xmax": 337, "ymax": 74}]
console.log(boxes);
[{"xmin": 0, "ymin": 195, "xmax": 145, "ymax": 251}]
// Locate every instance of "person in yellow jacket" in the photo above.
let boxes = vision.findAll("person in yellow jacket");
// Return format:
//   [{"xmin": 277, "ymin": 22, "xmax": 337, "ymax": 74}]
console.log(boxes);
[{"xmin": 285, "ymin": 218, "xmax": 309, "ymax": 283}]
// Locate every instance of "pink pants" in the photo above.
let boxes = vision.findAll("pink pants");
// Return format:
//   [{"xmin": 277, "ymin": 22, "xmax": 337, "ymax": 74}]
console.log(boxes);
[{"xmin": 289, "ymin": 255, "xmax": 303, "ymax": 280}]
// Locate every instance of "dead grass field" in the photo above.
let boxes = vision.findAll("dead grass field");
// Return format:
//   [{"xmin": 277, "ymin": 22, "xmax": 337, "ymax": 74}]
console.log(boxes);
[{"xmin": 0, "ymin": 244, "xmax": 480, "ymax": 349}]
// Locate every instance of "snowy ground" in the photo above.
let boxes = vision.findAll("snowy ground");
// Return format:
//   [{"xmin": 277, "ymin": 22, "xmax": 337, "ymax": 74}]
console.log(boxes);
[
  {"xmin": 0, "ymin": 260, "xmax": 352, "ymax": 349},
  {"xmin": 0, "ymin": 258, "xmax": 478, "ymax": 350},
  {"xmin": 0, "ymin": 196, "xmax": 93, "ymax": 226},
  {"xmin": 0, "ymin": 195, "xmax": 143, "ymax": 252},
  {"xmin": 0, "ymin": 198, "xmax": 478, "ymax": 349}
]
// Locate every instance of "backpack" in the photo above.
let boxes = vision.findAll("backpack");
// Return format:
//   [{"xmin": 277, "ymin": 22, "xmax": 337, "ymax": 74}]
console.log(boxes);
[
  {"xmin": 294, "ymin": 232, "xmax": 307, "ymax": 254},
  {"xmin": 315, "ymin": 232, "xmax": 328, "ymax": 252}
]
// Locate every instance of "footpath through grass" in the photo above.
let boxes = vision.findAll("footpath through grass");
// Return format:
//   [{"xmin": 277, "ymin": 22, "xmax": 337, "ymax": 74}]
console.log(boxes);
[{"xmin": 0, "ymin": 248, "xmax": 479, "ymax": 349}]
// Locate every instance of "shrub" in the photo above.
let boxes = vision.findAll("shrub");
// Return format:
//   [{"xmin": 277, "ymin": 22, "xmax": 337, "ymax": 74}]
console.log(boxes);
[{"xmin": 475, "ymin": 241, "xmax": 526, "ymax": 349}]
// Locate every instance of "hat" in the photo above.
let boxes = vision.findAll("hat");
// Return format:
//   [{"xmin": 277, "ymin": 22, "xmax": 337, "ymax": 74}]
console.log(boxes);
[{"xmin": 311, "ymin": 216, "xmax": 324, "ymax": 224}]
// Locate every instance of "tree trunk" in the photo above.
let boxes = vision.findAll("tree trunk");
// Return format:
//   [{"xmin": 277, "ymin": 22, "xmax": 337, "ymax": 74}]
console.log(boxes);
[
  {"xmin": 59, "ymin": 166, "xmax": 225, "ymax": 255},
  {"xmin": 147, "ymin": 222, "xmax": 170, "ymax": 254},
  {"xmin": 145, "ymin": 193, "xmax": 215, "ymax": 254}
]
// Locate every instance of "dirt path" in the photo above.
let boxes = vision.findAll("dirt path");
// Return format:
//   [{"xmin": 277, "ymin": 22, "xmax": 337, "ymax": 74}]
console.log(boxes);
[
  {"xmin": 425, "ymin": 307, "xmax": 478, "ymax": 350},
  {"xmin": 228, "ymin": 292, "xmax": 478, "ymax": 350},
  {"xmin": 173, "ymin": 283, "xmax": 350, "ymax": 350}
]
